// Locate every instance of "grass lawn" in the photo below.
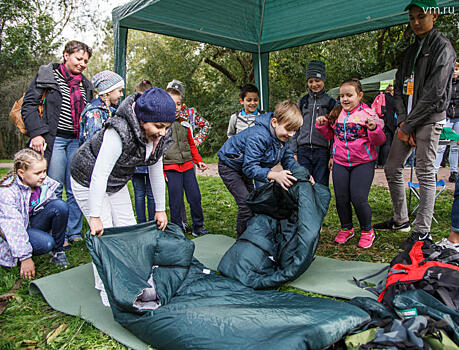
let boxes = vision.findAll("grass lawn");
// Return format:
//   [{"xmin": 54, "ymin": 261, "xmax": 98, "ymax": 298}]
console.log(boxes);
[{"xmin": 0, "ymin": 167, "xmax": 454, "ymax": 349}]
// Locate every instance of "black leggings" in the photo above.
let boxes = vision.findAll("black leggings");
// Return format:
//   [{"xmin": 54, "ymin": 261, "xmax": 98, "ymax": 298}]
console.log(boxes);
[{"xmin": 332, "ymin": 161, "xmax": 375, "ymax": 231}]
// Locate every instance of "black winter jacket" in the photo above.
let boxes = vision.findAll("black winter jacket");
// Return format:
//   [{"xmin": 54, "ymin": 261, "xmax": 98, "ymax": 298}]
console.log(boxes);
[
  {"xmin": 290, "ymin": 89, "xmax": 336, "ymax": 152},
  {"xmin": 394, "ymin": 28, "xmax": 456, "ymax": 135},
  {"xmin": 70, "ymin": 93, "xmax": 174, "ymax": 193},
  {"xmin": 21, "ymin": 63, "xmax": 94, "ymax": 162}
]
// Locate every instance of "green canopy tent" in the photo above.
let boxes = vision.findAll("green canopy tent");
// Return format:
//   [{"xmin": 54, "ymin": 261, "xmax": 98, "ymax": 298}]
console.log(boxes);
[
  {"xmin": 328, "ymin": 69, "xmax": 398, "ymax": 98},
  {"xmin": 112, "ymin": 0, "xmax": 458, "ymax": 110}
]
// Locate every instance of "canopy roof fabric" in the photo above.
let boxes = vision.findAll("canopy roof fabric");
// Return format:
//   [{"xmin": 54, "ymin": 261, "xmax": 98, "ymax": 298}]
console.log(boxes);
[
  {"xmin": 112, "ymin": 0, "xmax": 458, "ymax": 109},
  {"xmin": 328, "ymin": 69, "xmax": 398, "ymax": 98}
]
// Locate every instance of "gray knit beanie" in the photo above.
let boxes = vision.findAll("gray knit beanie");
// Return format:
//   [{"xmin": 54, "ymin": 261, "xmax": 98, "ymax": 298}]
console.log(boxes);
[
  {"xmin": 134, "ymin": 87, "xmax": 176, "ymax": 123},
  {"xmin": 91, "ymin": 70, "xmax": 124, "ymax": 95},
  {"xmin": 166, "ymin": 79, "xmax": 186, "ymax": 98},
  {"xmin": 306, "ymin": 60, "xmax": 326, "ymax": 82}
]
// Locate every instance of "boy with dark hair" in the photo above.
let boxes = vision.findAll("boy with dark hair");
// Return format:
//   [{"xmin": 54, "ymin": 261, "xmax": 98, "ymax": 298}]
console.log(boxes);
[
  {"xmin": 227, "ymin": 84, "xmax": 262, "ymax": 137},
  {"xmin": 290, "ymin": 60, "xmax": 336, "ymax": 186},
  {"xmin": 375, "ymin": 0, "xmax": 456, "ymax": 246},
  {"xmin": 218, "ymin": 100, "xmax": 305, "ymax": 237}
]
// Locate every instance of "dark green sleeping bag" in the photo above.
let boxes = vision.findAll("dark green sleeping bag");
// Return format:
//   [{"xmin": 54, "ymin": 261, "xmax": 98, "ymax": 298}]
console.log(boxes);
[
  {"xmin": 218, "ymin": 166, "xmax": 331, "ymax": 288},
  {"xmin": 87, "ymin": 222, "xmax": 369, "ymax": 350}
]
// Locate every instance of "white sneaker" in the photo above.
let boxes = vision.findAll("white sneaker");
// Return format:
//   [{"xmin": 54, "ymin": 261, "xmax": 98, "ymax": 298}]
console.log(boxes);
[{"xmin": 436, "ymin": 238, "xmax": 459, "ymax": 252}]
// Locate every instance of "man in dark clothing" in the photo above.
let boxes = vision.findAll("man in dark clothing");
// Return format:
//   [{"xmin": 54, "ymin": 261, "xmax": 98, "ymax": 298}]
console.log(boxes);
[
  {"xmin": 290, "ymin": 60, "xmax": 336, "ymax": 186},
  {"xmin": 376, "ymin": 88, "xmax": 397, "ymax": 167},
  {"xmin": 375, "ymin": 0, "xmax": 457, "ymax": 245}
]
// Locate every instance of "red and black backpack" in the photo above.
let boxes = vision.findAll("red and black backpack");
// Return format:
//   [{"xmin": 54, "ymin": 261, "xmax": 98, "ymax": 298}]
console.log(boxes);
[{"xmin": 355, "ymin": 240, "xmax": 459, "ymax": 310}]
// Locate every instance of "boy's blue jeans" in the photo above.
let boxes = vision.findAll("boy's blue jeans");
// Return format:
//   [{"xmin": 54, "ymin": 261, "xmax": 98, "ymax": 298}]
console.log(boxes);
[
  {"xmin": 452, "ymin": 177, "xmax": 459, "ymax": 233},
  {"xmin": 47, "ymin": 136, "xmax": 83, "ymax": 241},
  {"xmin": 131, "ymin": 174, "xmax": 156, "ymax": 223},
  {"xmin": 27, "ymin": 199, "xmax": 68, "ymax": 255},
  {"xmin": 297, "ymin": 146, "xmax": 330, "ymax": 186}
]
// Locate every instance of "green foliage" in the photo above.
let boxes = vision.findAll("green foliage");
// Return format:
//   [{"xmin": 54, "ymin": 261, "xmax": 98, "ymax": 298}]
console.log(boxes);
[{"xmin": 0, "ymin": 0, "xmax": 102, "ymax": 159}]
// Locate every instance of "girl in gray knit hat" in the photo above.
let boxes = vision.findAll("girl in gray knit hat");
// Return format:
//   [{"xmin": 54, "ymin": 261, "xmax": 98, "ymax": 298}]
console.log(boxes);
[{"xmin": 79, "ymin": 70, "xmax": 124, "ymax": 145}]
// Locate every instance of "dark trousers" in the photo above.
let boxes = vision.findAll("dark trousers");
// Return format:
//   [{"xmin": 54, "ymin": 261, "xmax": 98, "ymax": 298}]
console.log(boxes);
[
  {"xmin": 377, "ymin": 130, "xmax": 393, "ymax": 167},
  {"xmin": 28, "ymin": 199, "xmax": 68, "ymax": 255},
  {"xmin": 165, "ymin": 169, "xmax": 204, "ymax": 231},
  {"xmin": 332, "ymin": 161, "xmax": 375, "ymax": 231},
  {"xmin": 218, "ymin": 160, "xmax": 254, "ymax": 237},
  {"xmin": 131, "ymin": 173, "xmax": 155, "ymax": 223},
  {"xmin": 452, "ymin": 177, "xmax": 459, "ymax": 232},
  {"xmin": 297, "ymin": 146, "xmax": 330, "ymax": 186}
]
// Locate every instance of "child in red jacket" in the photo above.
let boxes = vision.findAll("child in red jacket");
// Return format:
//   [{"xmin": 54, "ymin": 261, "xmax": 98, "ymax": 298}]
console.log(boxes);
[
  {"xmin": 316, "ymin": 79, "xmax": 385, "ymax": 248},
  {"xmin": 164, "ymin": 88, "xmax": 209, "ymax": 236}
]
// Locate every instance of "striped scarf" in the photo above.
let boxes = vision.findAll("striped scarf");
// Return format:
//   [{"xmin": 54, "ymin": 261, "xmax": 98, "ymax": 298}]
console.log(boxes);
[{"xmin": 59, "ymin": 63, "xmax": 84, "ymax": 137}]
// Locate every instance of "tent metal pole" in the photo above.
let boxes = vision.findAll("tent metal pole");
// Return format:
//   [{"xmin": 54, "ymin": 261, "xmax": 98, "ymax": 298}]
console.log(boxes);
[
  {"xmin": 257, "ymin": 0, "xmax": 266, "ymax": 111},
  {"xmin": 258, "ymin": 50, "xmax": 264, "ymax": 110}
]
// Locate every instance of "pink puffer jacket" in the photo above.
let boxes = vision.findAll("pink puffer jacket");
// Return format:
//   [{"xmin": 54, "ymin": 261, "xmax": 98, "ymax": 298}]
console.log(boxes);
[{"xmin": 315, "ymin": 104, "xmax": 386, "ymax": 167}]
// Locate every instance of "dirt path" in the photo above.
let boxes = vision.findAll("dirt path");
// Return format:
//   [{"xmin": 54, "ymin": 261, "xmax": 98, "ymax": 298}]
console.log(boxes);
[
  {"xmin": 198, "ymin": 163, "xmax": 456, "ymax": 191},
  {"xmin": 2, "ymin": 162, "xmax": 455, "ymax": 191}
]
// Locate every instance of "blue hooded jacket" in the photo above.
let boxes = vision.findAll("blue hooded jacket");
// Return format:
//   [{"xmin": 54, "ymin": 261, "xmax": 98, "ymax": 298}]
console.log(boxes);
[{"xmin": 218, "ymin": 113, "xmax": 299, "ymax": 182}]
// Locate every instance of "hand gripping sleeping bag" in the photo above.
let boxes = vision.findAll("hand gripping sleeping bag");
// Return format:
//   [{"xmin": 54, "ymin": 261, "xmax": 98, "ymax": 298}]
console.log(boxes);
[
  {"xmin": 218, "ymin": 166, "xmax": 331, "ymax": 288},
  {"xmin": 87, "ymin": 222, "xmax": 369, "ymax": 350}
]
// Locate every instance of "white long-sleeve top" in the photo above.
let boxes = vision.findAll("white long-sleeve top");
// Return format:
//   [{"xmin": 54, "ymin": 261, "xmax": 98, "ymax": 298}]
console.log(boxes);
[{"xmin": 88, "ymin": 127, "xmax": 165, "ymax": 217}]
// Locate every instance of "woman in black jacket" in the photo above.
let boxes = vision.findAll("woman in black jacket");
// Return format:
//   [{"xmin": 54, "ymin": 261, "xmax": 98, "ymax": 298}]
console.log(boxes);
[{"xmin": 22, "ymin": 40, "xmax": 94, "ymax": 243}]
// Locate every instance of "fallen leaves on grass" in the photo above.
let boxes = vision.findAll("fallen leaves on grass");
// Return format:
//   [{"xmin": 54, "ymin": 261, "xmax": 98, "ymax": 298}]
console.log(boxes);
[{"xmin": 46, "ymin": 324, "xmax": 67, "ymax": 344}]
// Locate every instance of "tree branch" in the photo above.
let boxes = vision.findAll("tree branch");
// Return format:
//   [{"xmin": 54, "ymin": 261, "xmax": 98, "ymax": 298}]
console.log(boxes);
[
  {"xmin": 0, "ymin": 18, "xmax": 6, "ymax": 54},
  {"xmin": 204, "ymin": 58, "xmax": 237, "ymax": 83},
  {"xmin": 376, "ymin": 28, "xmax": 387, "ymax": 70}
]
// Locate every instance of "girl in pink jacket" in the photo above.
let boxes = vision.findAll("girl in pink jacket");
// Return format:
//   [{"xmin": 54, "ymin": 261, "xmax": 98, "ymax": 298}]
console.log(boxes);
[{"xmin": 316, "ymin": 79, "xmax": 385, "ymax": 248}]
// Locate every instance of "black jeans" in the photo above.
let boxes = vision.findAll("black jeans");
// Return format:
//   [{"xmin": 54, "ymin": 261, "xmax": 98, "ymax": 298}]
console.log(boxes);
[
  {"xmin": 297, "ymin": 146, "xmax": 330, "ymax": 186},
  {"xmin": 218, "ymin": 160, "xmax": 254, "ymax": 237},
  {"xmin": 332, "ymin": 161, "xmax": 375, "ymax": 231},
  {"xmin": 165, "ymin": 168, "xmax": 204, "ymax": 232}
]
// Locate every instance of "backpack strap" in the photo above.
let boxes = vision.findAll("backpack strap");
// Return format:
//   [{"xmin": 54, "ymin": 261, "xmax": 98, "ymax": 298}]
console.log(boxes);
[
  {"xmin": 236, "ymin": 114, "xmax": 255, "ymax": 127},
  {"xmin": 298, "ymin": 95, "xmax": 309, "ymax": 112},
  {"xmin": 326, "ymin": 95, "xmax": 336, "ymax": 113},
  {"xmin": 353, "ymin": 265, "xmax": 389, "ymax": 296},
  {"xmin": 435, "ymin": 287, "xmax": 457, "ymax": 309}
]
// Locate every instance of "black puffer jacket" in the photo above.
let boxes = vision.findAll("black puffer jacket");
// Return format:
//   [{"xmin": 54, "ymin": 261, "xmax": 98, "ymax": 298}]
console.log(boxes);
[
  {"xmin": 394, "ymin": 28, "xmax": 456, "ymax": 135},
  {"xmin": 21, "ymin": 63, "xmax": 94, "ymax": 162},
  {"xmin": 70, "ymin": 93, "xmax": 174, "ymax": 193}
]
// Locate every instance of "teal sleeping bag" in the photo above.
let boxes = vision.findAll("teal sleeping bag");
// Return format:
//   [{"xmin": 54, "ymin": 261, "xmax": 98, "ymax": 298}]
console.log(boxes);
[
  {"xmin": 87, "ymin": 222, "xmax": 369, "ymax": 350},
  {"xmin": 218, "ymin": 166, "xmax": 331, "ymax": 288}
]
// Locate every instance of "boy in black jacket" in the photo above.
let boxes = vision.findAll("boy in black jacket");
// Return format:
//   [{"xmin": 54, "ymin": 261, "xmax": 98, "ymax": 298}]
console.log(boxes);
[{"xmin": 290, "ymin": 60, "xmax": 335, "ymax": 186}]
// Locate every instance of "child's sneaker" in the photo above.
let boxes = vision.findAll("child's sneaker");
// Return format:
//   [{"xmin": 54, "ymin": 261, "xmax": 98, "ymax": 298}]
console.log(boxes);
[
  {"xmin": 334, "ymin": 228, "xmax": 354, "ymax": 244},
  {"xmin": 358, "ymin": 229, "xmax": 375, "ymax": 249},
  {"xmin": 50, "ymin": 251, "xmax": 70, "ymax": 268}
]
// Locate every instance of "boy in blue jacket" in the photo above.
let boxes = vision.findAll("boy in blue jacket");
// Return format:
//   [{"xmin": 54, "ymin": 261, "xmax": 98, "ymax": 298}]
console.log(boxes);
[{"xmin": 218, "ymin": 100, "xmax": 304, "ymax": 237}]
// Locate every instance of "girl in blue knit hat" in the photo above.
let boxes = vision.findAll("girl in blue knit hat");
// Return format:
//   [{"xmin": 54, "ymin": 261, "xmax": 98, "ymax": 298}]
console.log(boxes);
[
  {"xmin": 79, "ymin": 70, "xmax": 124, "ymax": 145},
  {"xmin": 70, "ymin": 87, "xmax": 176, "ymax": 306},
  {"xmin": 70, "ymin": 87, "xmax": 176, "ymax": 237}
]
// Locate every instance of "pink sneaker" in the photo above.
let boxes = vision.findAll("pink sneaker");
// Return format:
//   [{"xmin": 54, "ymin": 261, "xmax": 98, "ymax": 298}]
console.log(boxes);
[
  {"xmin": 334, "ymin": 228, "xmax": 355, "ymax": 244},
  {"xmin": 358, "ymin": 229, "xmax": 375, "ymax": 249}
]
